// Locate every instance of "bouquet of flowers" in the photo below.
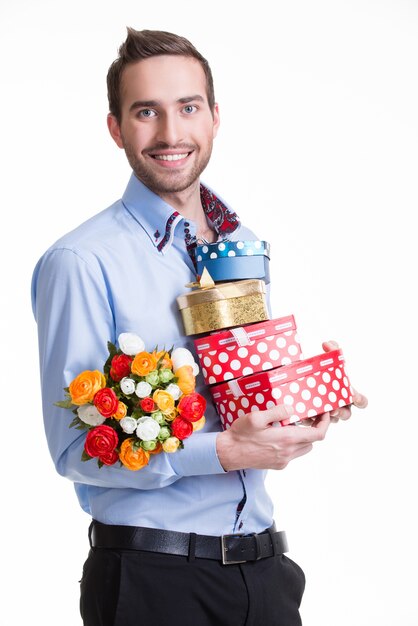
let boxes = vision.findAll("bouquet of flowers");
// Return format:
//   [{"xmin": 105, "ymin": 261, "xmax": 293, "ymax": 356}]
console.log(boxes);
[{"xmin": 55, "ymin": 333, "xmax": 206, "ymax": 471}]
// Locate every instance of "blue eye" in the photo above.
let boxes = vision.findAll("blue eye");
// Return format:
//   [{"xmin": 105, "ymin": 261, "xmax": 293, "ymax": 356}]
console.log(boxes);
[
  {"xmin": 139, "ymin": 109, "xmax": 156, "ymax": 118},
  {"xmin": 183, "ymin": 105, "xmax": 197, "ymax": 114}
]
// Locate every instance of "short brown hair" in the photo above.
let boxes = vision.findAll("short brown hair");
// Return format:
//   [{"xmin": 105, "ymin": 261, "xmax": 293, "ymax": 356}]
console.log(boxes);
[{"xmin": 107, "ymin": 28, "xmax": 215, "ymax": 123}]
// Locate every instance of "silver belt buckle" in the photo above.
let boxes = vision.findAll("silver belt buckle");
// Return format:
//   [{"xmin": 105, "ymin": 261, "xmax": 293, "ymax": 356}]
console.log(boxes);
[{"xmin": 221, "ymin": 533, "xmax": 246, "ymax": 565}]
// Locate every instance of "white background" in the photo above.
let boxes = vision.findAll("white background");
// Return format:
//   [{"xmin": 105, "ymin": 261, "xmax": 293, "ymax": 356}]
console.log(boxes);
[{"xmin": 1, "ymin": 0, "xmax": 417, "ymax": 624}]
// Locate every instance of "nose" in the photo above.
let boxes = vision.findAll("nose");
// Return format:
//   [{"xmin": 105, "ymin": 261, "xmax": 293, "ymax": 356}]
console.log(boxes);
[{"xmin": 155, "ymin": 112, "xmax": 184, "ymax": 146}]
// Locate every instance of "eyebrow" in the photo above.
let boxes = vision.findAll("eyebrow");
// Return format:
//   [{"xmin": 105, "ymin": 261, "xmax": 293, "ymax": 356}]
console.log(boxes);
[{"xmin": 129, "ymin": 94, "xmax": 205, "ymax": 113}]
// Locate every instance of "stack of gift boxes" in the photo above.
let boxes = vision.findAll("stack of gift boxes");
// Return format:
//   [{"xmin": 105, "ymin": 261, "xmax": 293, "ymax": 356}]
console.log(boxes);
[{"xmin": 177, "ymin": 240, "xmax": 353, "ymax": 428}]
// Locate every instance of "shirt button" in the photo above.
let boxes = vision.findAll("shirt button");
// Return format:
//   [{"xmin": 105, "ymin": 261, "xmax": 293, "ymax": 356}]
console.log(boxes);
[
  {"xmin": 184, "ymin": 221, "xmax": 189, "ymax": 227},
  {"xmin": 184, "ymin": 228, "xmax": 190, "ymax": 234}
]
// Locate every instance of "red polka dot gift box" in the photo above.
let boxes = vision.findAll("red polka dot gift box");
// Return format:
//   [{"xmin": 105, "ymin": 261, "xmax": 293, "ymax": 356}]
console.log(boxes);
[
  {"xmin": 210, "ymin": 349, "xmax": 353, "ymax": 427},
  {"xmin": 194, "ymin": 315, "xmax": 302, "ymax": 386}
]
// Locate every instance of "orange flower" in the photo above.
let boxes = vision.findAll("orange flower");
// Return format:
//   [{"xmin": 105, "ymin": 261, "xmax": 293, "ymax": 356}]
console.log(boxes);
[
  {"xmin": 153, "ymin": 350, "xmax": 173, "ymax": 370},
  {"xmin": 153, "ymin": 389, "xmax": 175, "ymax": 414},
  {"xmin": 131, "ymin": 351, "xmax": 158, "ymax": 377},
  {"xmin": 112, "ymin": 401, "xmax": 128, "ymax": 420},
  {"xmin": 69, "ymin": 370, "xmax": 106, "ymax": 405},
  {"xmin": 175, "ymin": 365, "xmax": 195, "ymax": 395},
  {"xmin": 119, "ymin": 438, "xmax": 150, "ymax": 471}
]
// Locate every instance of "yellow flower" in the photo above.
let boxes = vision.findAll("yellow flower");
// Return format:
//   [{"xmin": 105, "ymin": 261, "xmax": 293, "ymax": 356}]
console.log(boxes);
[
  {"xmin": 131, "ymin": 351, "xmax": 158, "ymax": 376},
  {"xmin": 162, "ymin": 437, "xmax": 180, "ymax": 453},
  {"xmin": 162, "ymin": 407, "xmax": 178, "ymax": 422},
  {"xmin": 192, "ymin": 415, "xmax": 206, "ymax": 432},
  {"xmin": 69, "ymin": 370, "xmax": 106, "ymax": 405},
  {"xmin": 119, "ymin": 438, "xmax": 150, "ymax": 471},
  {"xmin": 112, "ymin": 401, "xmax": 127, "ymax": 420},
  {"xmin": 153, "ymin": 389, "xmax": 175, "ymax": 414},
  {"xmin": 175, "ymin": 365, "xmax": 195, "ymax": 395}
]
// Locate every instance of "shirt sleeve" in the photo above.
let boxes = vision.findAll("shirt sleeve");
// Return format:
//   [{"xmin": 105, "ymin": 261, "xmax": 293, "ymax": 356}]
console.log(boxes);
[{"xmin": 31, "ymin": 247, "xmax": 226, "ymax": 492}]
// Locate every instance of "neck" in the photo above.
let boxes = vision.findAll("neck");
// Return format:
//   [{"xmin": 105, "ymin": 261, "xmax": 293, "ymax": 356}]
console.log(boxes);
[{"xmin": 158, "ymin": 180, "xmax": 216, "ymax": 242}]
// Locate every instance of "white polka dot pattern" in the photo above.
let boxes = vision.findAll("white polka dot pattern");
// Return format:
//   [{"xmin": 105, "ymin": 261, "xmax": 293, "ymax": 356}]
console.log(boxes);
[
  {"xmin": 194, "ymin": 315, "xmax": 302, "ymax": 385},
  {"xmin": 210, "ymin": 349, "xmax": 353, "ymax": 428},
  {"xmin": 195, "ymin": 240, "xmax": 271, "ymax": 283},
  {"xmin": 196, "ymin": 240, "xmax": 270, "ymax": 261}
]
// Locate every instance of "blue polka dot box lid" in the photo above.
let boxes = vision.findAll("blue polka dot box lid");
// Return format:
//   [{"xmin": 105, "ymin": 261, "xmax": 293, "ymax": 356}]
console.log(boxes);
[{"xmin": 195, "ymin": 240, "xmax": 270, "ymax": 284}]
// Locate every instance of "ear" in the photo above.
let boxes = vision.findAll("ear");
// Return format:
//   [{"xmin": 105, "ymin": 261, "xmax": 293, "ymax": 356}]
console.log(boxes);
[
  {"xmin": 107, "ymin": 114, "xmax": 124, "ymax": 149},
  {"xmin": 212, "ymin": 103, "xmax": 220, "ymax": 139}
]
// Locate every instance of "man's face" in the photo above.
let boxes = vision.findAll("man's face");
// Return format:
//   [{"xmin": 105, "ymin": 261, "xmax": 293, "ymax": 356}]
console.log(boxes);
[{"xmin": 108, "ymin": 55, "xmax": 220, "ymax": 195}]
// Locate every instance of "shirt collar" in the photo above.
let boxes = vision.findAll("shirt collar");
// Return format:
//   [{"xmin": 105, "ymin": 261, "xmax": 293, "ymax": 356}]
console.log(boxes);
[{"xmin": 121, "ymin": 172, "xmax": 240, "ymax": 253}]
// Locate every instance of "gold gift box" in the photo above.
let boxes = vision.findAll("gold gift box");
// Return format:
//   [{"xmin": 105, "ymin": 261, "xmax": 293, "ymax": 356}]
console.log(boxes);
[{"xmin": 177, "ymin": 279, "xmax": 269, "ymax": 336}]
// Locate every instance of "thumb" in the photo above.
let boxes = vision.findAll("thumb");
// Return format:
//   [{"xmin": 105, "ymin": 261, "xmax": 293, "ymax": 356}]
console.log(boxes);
[{"xmin": 255, "ymin": 403, "xmax": 294, "ymax": 426}]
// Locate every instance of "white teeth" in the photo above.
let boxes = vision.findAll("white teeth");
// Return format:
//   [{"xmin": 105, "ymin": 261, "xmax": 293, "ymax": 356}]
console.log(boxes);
[{"xmin": 154, "ymin": 153, "xmax": 188, "ymax": 161}]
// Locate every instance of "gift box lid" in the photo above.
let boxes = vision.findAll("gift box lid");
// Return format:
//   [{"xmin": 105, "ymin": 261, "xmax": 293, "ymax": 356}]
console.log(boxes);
[
  {"xmin": 177, "ymin": 279, "xmax": 266, "ymax": 309},
  {"xmin": 195, "ymin": 240, "xmax": 270, "ymax": 262},
  {"xmin": 212, "ymin": 349, "xmax": 346, "ymax": 399},
  {"xmin": 194, "ymin": 315, "xmax": 297, "ymax": 354}
]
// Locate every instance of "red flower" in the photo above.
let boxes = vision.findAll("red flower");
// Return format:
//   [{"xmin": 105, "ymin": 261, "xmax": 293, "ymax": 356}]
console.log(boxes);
[
  {"xmin": 171, "ymin": 417, "xmax": 193, "ymax": 440},
  {"xmin": 94, "ymin": 388, "xmax": 119, "ymax": 417},
  {"xmin": 140, "ymin": 397, "xmax": 156, "ymax": 413},
  {"xmin": 177, "ymin": 392, "xmax": 206, "ymax": 422},
  {"xmin": 110, "ymin": 354, "xmax": 133, "ymax": 382},
  {"xmin": 99, "ymin": 449, "xmax": 119, "ymax": 466},
  {"xmin": 85, "ymin": 425, "xmax": 119, "ymax": 458}
]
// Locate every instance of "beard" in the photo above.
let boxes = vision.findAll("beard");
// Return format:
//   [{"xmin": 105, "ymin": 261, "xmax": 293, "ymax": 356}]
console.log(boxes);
[{"xmin": 122, "ymin": 139, "xmax": 213, "ymax": 195}]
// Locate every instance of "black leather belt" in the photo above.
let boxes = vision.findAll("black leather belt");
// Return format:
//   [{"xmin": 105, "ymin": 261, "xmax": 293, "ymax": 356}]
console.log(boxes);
[{"xmin": 89, "ymin": 520, "xmax": 288, "ymax": 565}]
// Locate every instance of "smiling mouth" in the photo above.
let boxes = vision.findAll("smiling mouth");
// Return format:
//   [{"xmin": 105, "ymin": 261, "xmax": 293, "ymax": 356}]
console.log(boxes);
[{"xmin": 151, "ymin": 152, "xmax": 191, "ymax": 161}]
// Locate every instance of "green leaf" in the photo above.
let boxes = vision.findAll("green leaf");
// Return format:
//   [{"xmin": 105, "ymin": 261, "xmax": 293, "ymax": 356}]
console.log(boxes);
[
  {"xmin": 54, "ymin": 398, "xmax": 74, "ymax": 409},
  {"xmin": 104, "ymin": 341, "xmax": 119, "ymax": 376},
  {"xmin": 109, "ymin": 340, "xmax": 118, "ymax": 353},
  {"xmin": 69, "ymin": 416, "xmax": 90, "ymax": 431},
  {"xmin": 81, "ymin": 450, "xmax": 93, "ymax": 462}
]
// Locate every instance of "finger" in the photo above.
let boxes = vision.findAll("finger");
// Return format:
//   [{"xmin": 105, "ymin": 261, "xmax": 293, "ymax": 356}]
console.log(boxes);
[
  {"xmin": 352, "ymin": 388, "xmax": 368, "ymax": 409},
  {"xmin": 291, "ymin": 443, "xmax": 314, "ymax": 460},
  {"xmin": 293, "ymin": 412, "xmax": 331, "ymax": 441},
  {"xmin": 249, "ymin": 403, "xmax": 293, "ymax": 427},
  {"xmin": 322, "ymin": 339, "xmax": 340, "ymax": 352},
  {"xmin": 330, "ymin": 406, "xmax": 352, "ymax": 421},
  {"xmin": 314, "ymin": 412, "xmax": 331, "ymax": 427}
]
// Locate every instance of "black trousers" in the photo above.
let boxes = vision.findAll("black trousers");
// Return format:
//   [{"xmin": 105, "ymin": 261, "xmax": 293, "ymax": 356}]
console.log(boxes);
[{"xmin": 80, "ymin": 546, "xmax": 305, "ymax": 626}]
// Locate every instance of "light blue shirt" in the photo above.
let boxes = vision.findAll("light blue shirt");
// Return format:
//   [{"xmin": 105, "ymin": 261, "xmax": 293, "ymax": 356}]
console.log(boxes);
[{"xmin": 32, "ymin": 173, "xmax": 275, "ymax": 535}]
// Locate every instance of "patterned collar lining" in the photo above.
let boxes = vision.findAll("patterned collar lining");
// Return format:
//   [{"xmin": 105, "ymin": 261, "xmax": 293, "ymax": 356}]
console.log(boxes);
[
  {"xmin": 199, "ymin": 184, "xmax": 240, "ymax": 237},
  {"xmin": 157, "ymin": 184, "xmax": 240, "ymax": 253}
]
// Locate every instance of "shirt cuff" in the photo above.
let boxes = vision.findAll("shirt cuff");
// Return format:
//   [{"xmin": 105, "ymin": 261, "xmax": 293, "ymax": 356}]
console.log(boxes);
[{"xmin": 169, "ymin": 431, "xmax": 226, "ymax": 477}]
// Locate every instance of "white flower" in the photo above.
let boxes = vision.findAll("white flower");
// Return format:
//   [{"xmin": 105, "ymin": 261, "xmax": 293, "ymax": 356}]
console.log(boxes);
[
  {"xmin": 120, "ymin": 416, "xmax": 138, "ymax": 434},
  {"xmin": 136, "ymin": 417, "xmax": 161, "ymax": 441},
  {"xmin": 135, "ymin": 381, "xmax": 153, "ymax": 398},
  {"xmin": 120, "ymin": 377, "xmax": 136, "ymax": 395},
  {"xmin": 118, "ymin": 332, "xmax": 145, "ymax": 356},
  {"xmin": 171, "ymin": 347, "xmax": 199, "ymax": 374},
  {"xmin": 165, "ymin": 383, "xmax": 182, "ymax": 401},
  {"xmin": 77, "ymin": 404, "xmax": 106, "ymax": 426}
]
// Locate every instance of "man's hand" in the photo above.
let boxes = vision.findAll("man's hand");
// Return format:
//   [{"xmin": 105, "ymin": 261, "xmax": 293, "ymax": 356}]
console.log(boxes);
[
  {"xmin": 322, "ymin": 340, "xmax": 368, "ymax": 422},
  {"xmin": 216, "ymin": 406, "xmax": 331, "ymax": 472}
]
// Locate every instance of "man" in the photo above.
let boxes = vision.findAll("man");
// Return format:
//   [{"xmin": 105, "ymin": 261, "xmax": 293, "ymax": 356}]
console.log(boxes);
[{"xmin": 32, "ymin": 28, "xmax": 367, "ymax": 626}]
